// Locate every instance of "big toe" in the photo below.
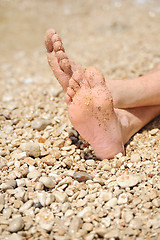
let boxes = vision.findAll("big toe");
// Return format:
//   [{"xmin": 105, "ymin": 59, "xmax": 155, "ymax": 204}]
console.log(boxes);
[
  {"xmin": 45, "ymin": 28, "xmax": 56, "ymax": 52},
  {"xmin": 85, "ymin": 66, "xmax": 105, "ymax": 88}
]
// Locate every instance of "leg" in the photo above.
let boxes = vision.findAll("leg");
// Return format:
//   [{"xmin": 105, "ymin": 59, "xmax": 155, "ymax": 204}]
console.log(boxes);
[
  {"xmin": 108, "ymin": 64, "xmax": 160, "ymax": 108},
  {"xmin": 65, "ymin": 67, "xmax": 160, "ymax": 159}
]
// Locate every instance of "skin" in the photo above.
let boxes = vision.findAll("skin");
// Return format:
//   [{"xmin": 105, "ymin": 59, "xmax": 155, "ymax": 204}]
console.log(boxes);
[{"xmin": 45, "ymin": 28, "xmax": 160, "ymax": 159}]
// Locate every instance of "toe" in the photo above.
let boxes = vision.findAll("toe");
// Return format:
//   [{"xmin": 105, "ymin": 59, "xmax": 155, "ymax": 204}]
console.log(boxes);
[
  {"xmin": 69, "ymin": 77, "xmax": 80, "ymax": 91},
  {"xmin": 66, "ymin": 87, "xmax": 76, "ymax": 99},
  {"xmin": 85, "ymin": 66, "xmax": 105, "ymax": 88},
  {"xmin": 65, "ymin": 93, "xmax": 72, "ymax": 105},
  {"xmin": 56, "ymin": 50, "xmax": 68, "ymax": 62},
  {"xmin": 53, "ymin": 41, "xmax": 64, "ymax": 52},
  {"xmin": 59, "ymin": 58, "xmax": 72, "ymax": 76},
  {"xmin": 45, "ymin": 29, "xmax": 56, "ymax": 52},
  {"xmin": 72, "ymin": 71, "xmax": 84, "ymax": 86}
]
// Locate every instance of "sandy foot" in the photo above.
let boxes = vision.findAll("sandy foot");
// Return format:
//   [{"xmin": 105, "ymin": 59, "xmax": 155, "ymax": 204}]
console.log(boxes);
[{"xmin": 65, "ymin": 66, "xmax": 124, "ymax": 159}]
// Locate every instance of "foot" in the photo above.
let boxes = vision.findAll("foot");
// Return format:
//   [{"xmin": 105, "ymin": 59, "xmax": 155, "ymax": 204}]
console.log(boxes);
[
  {"xmin": 45, "ymin": 29, "xmax": 84, "ymax": 92},
  {"xmin": 65, "ymin": 67, "xmax": 124, "ymax": 160}
]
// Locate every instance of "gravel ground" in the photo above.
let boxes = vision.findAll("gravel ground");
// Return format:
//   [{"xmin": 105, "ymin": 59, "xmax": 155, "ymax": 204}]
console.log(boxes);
[{"xmin": 0, "ymin": 0, "xmax": 160, "ymax": 239}]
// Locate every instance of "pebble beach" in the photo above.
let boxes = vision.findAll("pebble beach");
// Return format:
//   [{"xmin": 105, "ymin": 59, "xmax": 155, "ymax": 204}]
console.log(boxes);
[{"xmin": 0, "ymin": 0, "xmax": 160, "ymax": 239}]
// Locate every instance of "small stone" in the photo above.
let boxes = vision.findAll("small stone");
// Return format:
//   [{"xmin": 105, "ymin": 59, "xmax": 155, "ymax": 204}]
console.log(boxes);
[
  {"xmin": 129, "ymin": 218, "xmax": 143, "ymax": 229},
  {"xmin": 130, "ymin": 153, "xmax": 141, "ymax": 163},
  {"xmin": 69, "ymin": 216, "xmax": 82, "ymax": 235},
  {"xmin": 0, "ymin": 194, "xmax": 4, "ymax": 204},
  {"xmin": 83, "ymin": 222, "xmax": 93, "ymax": 231},
  {"xmin": 19, "ymin": 200, "xmax": 33, "ymax": 212},
  {"xmin": 73, "ymin": 171, "xmax": 92, "ymax": 182},
  {"xmin": 95, "ymin": 227, "xmax": 106, "ymax": 237},
  {"xmin": 27, "ymin": 170, "xmax": 41, "ymax": 179},
  {"xmin": 105, "ymin": 197, "xmax": 118, "ymax": 207},
  {"xmin": 149, "ymin": 128, "xmax": 159, "ymax": 135},
  {"xmin": 65, "ymin": 209, "xmax": 74, "ymax": 217},
  {"xmin": 102, "ymin": 217, "xmax": 111, "ymax": 227},
  {"xmin": 3, "ymin": 207, "xmax": 12, "ymax": 219},
  {"xmin": 77, "ymin": 199, "xmax": 88, "ymax": 207},
  {"xmin": 39, "ymin": 176, "xmax": 56, "ymax": 188},
  {"xmin": 20, "ymin": 142, "xmax": 41, "ymax": 158},
  {"xmin": 85, "ymin": 160, "xmax": 95, "ymax": 166},
  {"xmin": 8, "ymin": 216, "xmax": 24, "ymax": 232},
  {"xmin": 101, "ymin": 190, "xmax": 112, "ymax": 202},
  {"xmin": 8, "ymin": 233, "xmax": 23, "ymax": 240},
  {"xmin": 118, "ymin": 193, "xmax": 128, "ymax": 204},
  {"xmin": 117, "ymin": 174, "xmax": 139, "ymax": 188},
  {"xmin": 124, "ymin": 211, "xmax": 133, "ymax": 223},
  {"xmin": 152, "ymin": 198, "xmax": 160, "ymax": 207},
  {"xmin": 31, "ymin": 118, "xmax": 51, "ymax": 131},
  {"xmin": 1, "ymin": 180, "xmax": 17, "ymax": 190},
  {"xmin": 53, "ymin": 191, "xmax": 68, "ymax": 203},
  {"xmin": 40, "ymin": 222, "xmax": 53, "ymax": 231},
  {"xmin": 37, "ymin": 192, "xmax": 47, "ymax": 207}
]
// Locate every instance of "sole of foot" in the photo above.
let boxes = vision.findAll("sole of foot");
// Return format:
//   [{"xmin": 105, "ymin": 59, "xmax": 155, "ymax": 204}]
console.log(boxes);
[{"xmin": 65, "ymin": 66, "xmax": 124, "ymax": 160}]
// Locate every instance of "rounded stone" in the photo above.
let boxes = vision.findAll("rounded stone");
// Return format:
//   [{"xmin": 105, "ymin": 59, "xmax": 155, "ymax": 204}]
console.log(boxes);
[
  {"xmin": 117, "ymin": 174, "xmax": 139, "ymax": 188},
  {"xmin": 73, "ymin": 171, "xmax": 92, "ymax": 182},
  {"xmin": 39, "ymin": 176, "xmax": 56, "ymax": 188},
  {"xmin": 8, "ymin": 217, "xmax": 24, "ymax": 232},
  {"xmin": 31, "ymin": 118, "xmax": 51, "ymax": 131},
  {"xmin": 27, "ymin": 170, "xmax": 41, "ymax": 179},
  {"xmin": 20, "ymin": 142, "xmax": 41, "ymax": 158}
]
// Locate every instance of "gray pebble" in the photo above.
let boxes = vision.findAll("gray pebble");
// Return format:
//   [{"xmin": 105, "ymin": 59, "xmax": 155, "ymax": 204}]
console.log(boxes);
[
  {"xmin": 31, "ymin": 118, "xmax": 51, "ymax": 131},
  {"xmin": 73, "ymin": 171, "xmax": 92, "ymax": 182}
]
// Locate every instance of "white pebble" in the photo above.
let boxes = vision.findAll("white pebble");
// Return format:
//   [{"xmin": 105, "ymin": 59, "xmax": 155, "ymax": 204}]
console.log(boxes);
[
  {"xmin": 117, "ymin": 193, "xmax": 128, "ymax": 204},
  {"xmin": 8, "ymin": 217, "xmax": 24, "ymax": 232},
  {"xmin": 20, "ymin": 142, "xmax": 41, "ymax": 158},
  {"xmin": 27, "ymin": 170, "xmax": 41, "ymax": 179},
  {"xmin": 117, "ymin": 174, "xmax": 139, "ymax": 188},
  {"xmin": 39, "ymin": 176, "xmax": 56, "ymax": 188},
  {"xmin": 53, "ymin": 191, "xmax": 68, "ymax": 203}
]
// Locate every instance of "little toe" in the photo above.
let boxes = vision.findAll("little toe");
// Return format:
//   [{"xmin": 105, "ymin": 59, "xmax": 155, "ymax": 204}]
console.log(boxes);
[
  {"xmin": 65, "ymin": 93, "xmax": 72, "ymax": 105},
  {"xmin": 85, "ymin": 66, "xmax": 105, "ymax": 88},
  {"xmin": 45, "ymin": 29, "xmax": 56, "ymax": 53}
]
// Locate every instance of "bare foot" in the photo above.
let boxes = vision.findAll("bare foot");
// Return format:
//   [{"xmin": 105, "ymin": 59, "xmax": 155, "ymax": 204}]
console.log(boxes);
[
  {"xmin": 45, "ymin": 29, "xmax": 83, "ymax": 92},
  {"xmin": 65, "ymin": 67, "xmax": 124, "ymax": 160}
]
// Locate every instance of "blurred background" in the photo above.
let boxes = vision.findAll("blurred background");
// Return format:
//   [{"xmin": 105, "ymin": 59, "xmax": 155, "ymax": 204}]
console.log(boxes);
[{"xmin": 0, "ymin": 0, "xmax": 160, "ymax": 84}]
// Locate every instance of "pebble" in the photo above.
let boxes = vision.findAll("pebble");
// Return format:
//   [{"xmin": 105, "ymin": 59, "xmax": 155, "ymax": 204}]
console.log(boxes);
[
  {"xmin": 69, "ymin": 216, "xmax": 82, "ymax": 235},
  {"xmin": 19, "ymin": 200, "xmax": 33, "ymax": 212},
  {"xmin": 31, "ymin": 118, "xmax": 51, "ymax": 131},
  {"xmin": 53, "ymin": 191, "xmax": 68, "ymax": 203},
  {"xmin": 117, "ymin": 174, "xmax": 139, "ymax": 188},
  {"xmin": 129, "ymin": 218, "xmax": 143, "ymax": 229},
  {"xmin": 20, "ymin": 142, "xmax": 41, "ymax": 158},
  {"xmin": 101, "ymin": 190, "xmax": 112, "ymax": 202},
  {"xmin": 105, "ymin": 197, "xmax": 118, "ymax": 207},
  {"xmin": 85, "ymin": 160, "xmax": 95, "ymax": 166},
  {"xmin": 149, "ymin": 128, "xmax": 159, "ymax": 135},
  {"xmin": 8, "ymin": 233, "xmax": 23, "ymax": 240},
  {"xmin": 130, "ymin": 153, "xmax": 141, "ymax": 163},
  {"xmin": 77, "ymin": 199, "xmax": 88, "ymax": 207},
  {"xmin": 73, "ymin": 171, "xmax": 92, "ymax": 182},
  {"xmin": 117, "ymin": 193, "xmax": 128, "ymax": 204},
  {"xmin": 27, "ymin": 170, "xmax": 41, "ymax": 179},
  {"xmin": 124, "ymin": 211, "xmax": 133, "ymax": 223},
  {"xmin": 0, "ymin": 194, "xmax": 4, "ymax": 204},
  {"xmin": 1, "ymin": 180, "xmax": 17, "ymax": 190},
  {"xmin": 39, "ymin": 176, "xmax": 56, "ymax": 188},
  {"xmin": 102, "ymin": 217, "xmax": 111, "ymax": 227},
  {"xmin": 8, "ymin": 216, "xmax": 24, "ymax": 232}
]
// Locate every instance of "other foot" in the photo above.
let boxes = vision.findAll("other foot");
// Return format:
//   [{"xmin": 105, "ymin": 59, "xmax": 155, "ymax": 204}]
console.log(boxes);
[
  {"xmin": 45, "ymin": 29, "xmax": 83, "ymax": 92},
  {"xmin": 65, "ymin": 67, "xmax": 124, "ymax": 160}
]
